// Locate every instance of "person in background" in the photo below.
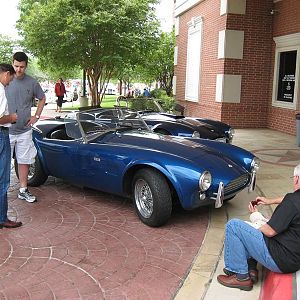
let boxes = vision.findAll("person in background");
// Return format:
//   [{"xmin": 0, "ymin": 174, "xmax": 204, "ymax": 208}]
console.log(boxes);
[
  {"xmin": 0, "ymin": 63, "xmax": 22, "ymax": 228},
  {"xmin": 142, "ymin": 88, "xmax": 151, "ymax": 97},
  {"xmin": 54, "ymin": 78, "xmax": 67, "ymax": 112},
  {"xmin": 5, "ymin": 51, "xmax": 46, "ymax": 203},
  {"xmin": 217, "ymin": 163, "xmax": 300, "ymax": 291}
]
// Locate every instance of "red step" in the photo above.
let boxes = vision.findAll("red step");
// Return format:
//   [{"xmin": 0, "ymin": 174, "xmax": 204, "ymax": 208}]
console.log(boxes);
[{"xmin": 260, "ymin": 270, "xmax": 294, "ymax": 300}]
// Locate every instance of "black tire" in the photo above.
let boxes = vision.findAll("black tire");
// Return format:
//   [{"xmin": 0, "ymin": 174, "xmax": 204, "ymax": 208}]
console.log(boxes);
[
  {"xmin": 132, "ymin": 168, "xmax": 172, "ymax": 227},
  {"xmin": 14, "ymin": 155, "xmax": 48, "ymax": 187}
]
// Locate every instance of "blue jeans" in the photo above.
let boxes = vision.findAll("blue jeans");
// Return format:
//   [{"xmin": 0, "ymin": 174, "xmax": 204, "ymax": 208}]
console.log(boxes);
[
  {"xmin": 224, "ymin": 219, "xmax": 282, "ymax": 275},
  {"xmin": 0, "ymin": 129, "xmax": 11, "ymax": 223}
]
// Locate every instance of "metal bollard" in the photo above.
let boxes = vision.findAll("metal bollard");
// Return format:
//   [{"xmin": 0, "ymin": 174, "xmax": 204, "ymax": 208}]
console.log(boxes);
[{"xmin": 296, "ymin": 114, "xmax": 300, "ymax": 146}]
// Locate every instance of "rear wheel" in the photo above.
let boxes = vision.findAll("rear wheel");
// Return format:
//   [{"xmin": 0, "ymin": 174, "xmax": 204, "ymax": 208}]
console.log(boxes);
[
  {"xmin": 14, "ymin": 155, "xmax": 48, "ymax": 187},
  {"xmin": 132, "ymin": 168, "xmax": 172, "ymax": 227}
]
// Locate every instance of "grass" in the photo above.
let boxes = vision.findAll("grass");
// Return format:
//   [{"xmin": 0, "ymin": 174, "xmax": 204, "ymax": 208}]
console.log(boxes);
[{"xmin": 62, "ymin": 94, "xmax": 118, "ymax": 110}]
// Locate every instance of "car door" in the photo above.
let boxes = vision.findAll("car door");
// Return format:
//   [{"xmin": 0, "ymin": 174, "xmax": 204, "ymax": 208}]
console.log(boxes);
[
  {"xmin": 73, "ymin": 141, "xmax": 125, "ymax": 194},
  {"xmin": 36, "ymin": 138, "xmax": 80, "ymax": 181}
]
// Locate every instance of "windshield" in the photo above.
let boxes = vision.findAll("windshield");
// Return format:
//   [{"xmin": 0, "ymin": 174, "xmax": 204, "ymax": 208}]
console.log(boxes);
[{"xmin": 65, "ymin": 108, "xmax": 150, "ymax": 142}]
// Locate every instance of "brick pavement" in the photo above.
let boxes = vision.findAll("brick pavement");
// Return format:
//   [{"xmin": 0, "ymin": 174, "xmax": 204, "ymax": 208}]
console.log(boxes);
[
  {"xmin": 3, "ymin": 105, "xmax": 299, "ymax": 299},
  {"xmin": 2, "ymin": 173, "xmax": 209, "ymax": 299}
]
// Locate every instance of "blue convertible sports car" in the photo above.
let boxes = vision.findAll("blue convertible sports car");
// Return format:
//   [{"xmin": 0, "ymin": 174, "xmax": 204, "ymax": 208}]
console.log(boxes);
[{"xmin": 21, "ymin": 108, "xmax": 259, "ymax": 227}]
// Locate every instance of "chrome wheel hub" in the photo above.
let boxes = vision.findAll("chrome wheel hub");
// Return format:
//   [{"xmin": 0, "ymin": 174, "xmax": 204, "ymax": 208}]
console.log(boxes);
[{"xmin": 134, "ymin": 179, "xmax": 153, "ymax": 218}]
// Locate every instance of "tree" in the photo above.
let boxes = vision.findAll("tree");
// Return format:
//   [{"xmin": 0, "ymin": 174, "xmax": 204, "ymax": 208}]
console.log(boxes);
[
  {"xmin": 137, "ymin": 30, "xmax": 175, "ymax": 96},
  {"xmin": 0, "ymin": 35, "xmax": 16, "ymax": 63},
  {"xmin": 41, "ymin": 64, "xmax": 81, "ymax": 82},
  {"xmin": 17, "ymin": 0, "xmax": 160, "ymax": 106}
]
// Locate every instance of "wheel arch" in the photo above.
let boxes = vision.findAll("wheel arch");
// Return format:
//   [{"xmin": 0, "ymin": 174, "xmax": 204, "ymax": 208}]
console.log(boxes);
[{"xmin": 123, "ymin": 164, "xmax": 180, "ymax": 205}]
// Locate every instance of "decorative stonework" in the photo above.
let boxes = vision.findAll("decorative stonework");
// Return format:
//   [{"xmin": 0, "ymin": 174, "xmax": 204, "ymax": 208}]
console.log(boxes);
[
  {"xmin": 175, "ymin": 0, "xmax": 203, "ymax": 17},
  {"xmin": 218, "ymin": 30, "xmax": 244, "ymax": 59},
  {"xmin": 220, "ymin": 0, "xmax": 246, "ymax": 15},
  {"xmin": 216, "ymin": 74, "xmax": 242, "ymax": 103}
]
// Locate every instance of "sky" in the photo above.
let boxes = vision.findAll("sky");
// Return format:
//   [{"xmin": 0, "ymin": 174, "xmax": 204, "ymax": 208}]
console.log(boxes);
[
  {"xmin": 155, "ymin": 0, "xmax": 174, "ymax": 32},
  {"xmin": 0, "ymin": 0, "xmax": 20, "ymax": 39},
  {"xmin": 0, "ymin": 0, "xmax": 173, "ymax": 39}
]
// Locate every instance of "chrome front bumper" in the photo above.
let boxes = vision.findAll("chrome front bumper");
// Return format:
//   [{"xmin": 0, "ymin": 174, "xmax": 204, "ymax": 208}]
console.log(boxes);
[{"xmin": 212, "ymin": 171, "xmax": 257, "ymax": 208}]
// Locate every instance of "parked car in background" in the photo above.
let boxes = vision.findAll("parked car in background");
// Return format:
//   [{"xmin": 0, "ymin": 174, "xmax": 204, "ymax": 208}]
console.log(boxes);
[
  {"xmin": 105, "ymin": 83, "xmax": 117, "ymax": 95},
  {"xmin": 116, "ymin": 97, "xmax": 235, "ymax": 143},
  {"xmin": 16, "ymin": 108, "xmax": 259, "ymax": 227}
]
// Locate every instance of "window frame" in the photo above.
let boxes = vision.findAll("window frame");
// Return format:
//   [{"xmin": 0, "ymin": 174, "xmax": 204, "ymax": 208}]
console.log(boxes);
[
  {"xmin": 272, "ymin": 33, "xmax": 300, "ymax": 110},
  {"xmin": 184, "ymin": 16, "xmax": 203, "ymax": 102}
]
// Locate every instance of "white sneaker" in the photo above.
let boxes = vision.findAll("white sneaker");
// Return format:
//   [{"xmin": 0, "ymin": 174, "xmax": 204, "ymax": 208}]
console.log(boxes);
[{"xmin": 18, "ymin": 189, "xmax": 37, "ymax": 203}]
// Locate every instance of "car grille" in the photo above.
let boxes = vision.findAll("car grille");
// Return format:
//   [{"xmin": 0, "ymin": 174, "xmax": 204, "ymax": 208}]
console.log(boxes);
[{"xmin": 224, "ymin": 173, "xmax": 249, "ymax": 194}]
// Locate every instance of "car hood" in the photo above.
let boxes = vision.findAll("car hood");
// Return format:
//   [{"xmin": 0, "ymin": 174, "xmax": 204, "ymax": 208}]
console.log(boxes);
[
  {"xmin": 98, "ymin": 130, "xmax": 250, "ymax": 176},
  {"xmin": 142, "ymin": 113, "xmax": 225, "ymax": 139},
  {"xmin": 143, "ymin": 113, "xmax": 213, "ymax": 128}
]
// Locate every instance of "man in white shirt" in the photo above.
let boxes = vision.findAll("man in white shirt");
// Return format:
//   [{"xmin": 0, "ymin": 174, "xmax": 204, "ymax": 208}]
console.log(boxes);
[{"xmin": 0, "ymin": 63, "xmax": 22, "ymax": 228}]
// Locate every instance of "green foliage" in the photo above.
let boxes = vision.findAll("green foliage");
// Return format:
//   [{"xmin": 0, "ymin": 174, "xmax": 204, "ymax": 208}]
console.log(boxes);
[
  {"xmin": 0, "ymin": 35, "xmax": 16, "ymax": 63},
  {"xmin": 135, "ymin": 31, "xmax": 175, "ymax": 96},
  {"xmin": 130, "ymin": 98, "xmax": 159, "ymax": 111},
  {"xmin": 26, "ymin": 58, "xmax": 49, "ymax": 80},
  {"xmin": 160, "ymin": 97, "xmax": 175, "ymax": 112},
  {"xmin": 150, "ymin": 88, "xmax": 167, "ymax": 98},
  {"xmin": 43, "ymin": 65, "xmax": 82, "ymax": 82},
  {"xmin": 17, "ymin": 0, "xmax": 160, "ymax": 106},
  {"xmin": 150, "ymin": 88, "xmax": 175, "ymax": 112}
]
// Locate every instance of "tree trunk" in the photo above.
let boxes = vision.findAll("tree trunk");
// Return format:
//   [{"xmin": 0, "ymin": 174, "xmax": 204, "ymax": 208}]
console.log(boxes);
[
  {"xmin": 159, "ymin": 72, "xmax": 174, "ymax": 97},
  {"xmin": 86, "ymin": 65, "xmax": 114, "ymax": 107},
  {"xmin": 119, "ymin": 79, "xmax": 123, "ymax": 95},
  {"xmin": 86, "ymin": 67, "xmax": 100, "ymax": 106}
]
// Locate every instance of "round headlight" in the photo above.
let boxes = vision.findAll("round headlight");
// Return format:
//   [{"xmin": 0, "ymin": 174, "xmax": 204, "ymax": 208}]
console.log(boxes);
[
  {"xmin": 192, "ymin": 131, "xmax": 200, "ymax": 138},
  {"xmin": 251, "ymin": 157, "xmax": 260, "ymax": 172},
  {"xmin": 228, "ymin": 128, "xmax": 235, "ymax": 139},
  {"xmin": 199, "ymin": 171, "xmax": 212, "ymax": 191}
]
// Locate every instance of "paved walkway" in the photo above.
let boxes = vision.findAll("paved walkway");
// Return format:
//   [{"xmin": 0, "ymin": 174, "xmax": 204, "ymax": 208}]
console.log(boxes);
[
  {"xmin": 176, "ymin": 128, "xmax": 299, "ymax": 300},
  {"xmin": 2, "ymin": 105, "xmax": 299, "ymax": 299},
  {"xmin": 2, "ymin": 105, "xmax": 210, "ymax": 299},
  {"xmin": 4, "ymin": 179, "xmax": 209, "ymax": 299}
]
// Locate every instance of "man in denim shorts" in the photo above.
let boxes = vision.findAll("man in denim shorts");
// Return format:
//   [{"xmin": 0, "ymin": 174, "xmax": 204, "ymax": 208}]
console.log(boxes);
[{"xmin": 5, "ymin": 52, "xmax": 46, "ymax": 203}]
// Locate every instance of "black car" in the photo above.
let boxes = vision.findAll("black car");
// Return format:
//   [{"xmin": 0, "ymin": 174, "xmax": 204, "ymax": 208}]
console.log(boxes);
[{"xmin": 115, "ymin": 97, "xmax": 234, "ymax": 143}]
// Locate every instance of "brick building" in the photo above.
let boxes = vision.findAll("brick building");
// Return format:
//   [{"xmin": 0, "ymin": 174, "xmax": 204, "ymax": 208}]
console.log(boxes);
[{"xmin": 173, "ymin": 0, "xmax": 300, "ymax": 135}]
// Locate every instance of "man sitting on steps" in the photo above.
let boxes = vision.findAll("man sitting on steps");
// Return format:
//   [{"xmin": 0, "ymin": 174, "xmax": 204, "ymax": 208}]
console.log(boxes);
[{"xmin": 217, "ymin": 163, "xmax": 300, "ymax": 291}]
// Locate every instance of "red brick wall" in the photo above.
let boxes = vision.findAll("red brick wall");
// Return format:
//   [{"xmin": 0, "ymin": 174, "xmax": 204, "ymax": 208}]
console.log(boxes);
[
  {"xmin": 175, "ymin": 0, "xmax": 226, "ymax": 121},
  {"xmin": 266, "ymin": 0, "xmax": 300, "ymax": 135},
  {"xmin": 221, "ymin": 0, "xmax": 273, "ymax": 128},
  {"xmin": 175, "ymin": 0, "xmax": 299, "ymax": 135},
  {"xmin": 272, "ymin": 0, "xmax": 300, "ymax": 36}
]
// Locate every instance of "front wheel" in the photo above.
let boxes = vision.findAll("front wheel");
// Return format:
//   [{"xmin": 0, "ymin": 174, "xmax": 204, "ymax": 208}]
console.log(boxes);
[
  {"xmin": 132, "ymin": 168, "xmax": 172, "ymax": 227},
  {"xmin": 14, "ymin": 155, "xmax": 48, "ymax": 187}
]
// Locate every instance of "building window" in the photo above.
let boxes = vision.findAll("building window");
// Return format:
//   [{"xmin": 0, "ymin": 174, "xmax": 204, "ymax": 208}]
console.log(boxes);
[
  {"xmin": 272, "ymin": 33, "xmax": 300, "ymax": 109},
  {"xmin": 185, "ymin": 17, "xmax": 203, "ymax": 102},
  {"xmin": 174, "ymin": 46, "xmax": 178, "ymax": 65},
  {"xmin": 175, "ymin": 17, "xmax": 179, "ymax": 36},
  {"xmin": 276, "ymin": 50, "xmax": 297, "ymax": 103}
]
